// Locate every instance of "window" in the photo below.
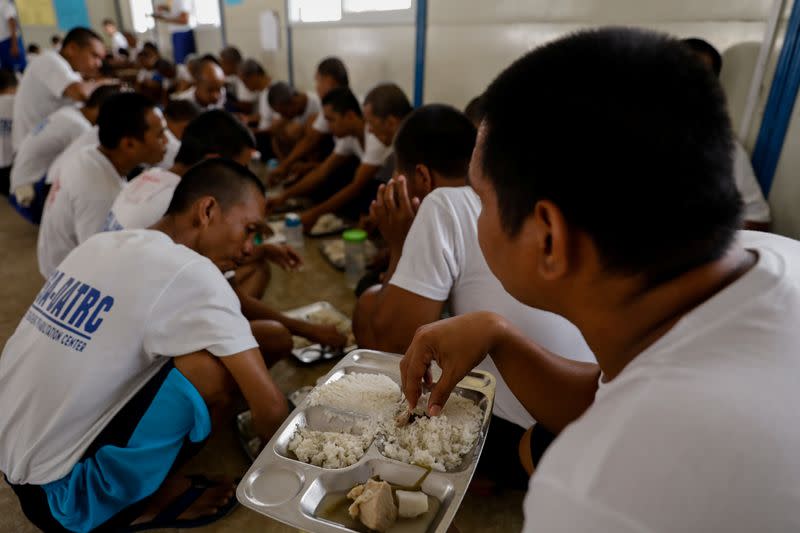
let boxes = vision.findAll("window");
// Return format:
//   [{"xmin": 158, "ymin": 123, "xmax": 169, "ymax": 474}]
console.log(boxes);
[
  {"xmin": 194, "ymin": 0, "xmax": 221, "ymax": 26},
  {"xmin": 131, "ymin": 0, "xmax": 154, "ymax": 33},
  {"xmin": 288, "ymin": 0, "xmax": 414, "ymax": 24}
]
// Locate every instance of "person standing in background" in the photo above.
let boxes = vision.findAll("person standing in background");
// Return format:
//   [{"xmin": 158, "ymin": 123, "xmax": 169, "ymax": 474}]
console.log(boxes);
[
  {"xmin": 153, "ymin": 0, "xmax": 195, "ymax": 65},
  {"xmin": 102, "ymin": 18, "xmax": 129, "ymax": 58},
  {"xmin": 0, "ymin": 68, "xmax": 16, "ymax": 196},
  {"xmin": 0, "ymin": 0, "xmax": 24, "ymax": 72}
]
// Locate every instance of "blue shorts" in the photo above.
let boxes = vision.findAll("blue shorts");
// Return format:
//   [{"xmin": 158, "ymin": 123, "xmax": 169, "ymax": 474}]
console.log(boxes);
[
  {"xmin": 8, "ymin": 175, "xmax": 50, "ymax": 224},
  {"xmin": 7, "ymin": 361, "xmax": 211, "ymax": 533},
  {"xmin": 0, "ymin": 36, "xmax": 26, "ymax": 72},
  {"xmin": 171, "ymin": 30, "xmax": 196, "ymax": 64}
]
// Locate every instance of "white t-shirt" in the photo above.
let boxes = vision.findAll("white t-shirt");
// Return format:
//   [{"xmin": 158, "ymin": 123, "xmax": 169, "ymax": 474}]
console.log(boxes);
[
  {"xmin": 0, "ymin": 0, "xmax": 18, "ymax": 42},
  {"xmin": 0, "ymin": 229, "xmax": 256, "ymax": 485},
  {"xmin": 105, "ymin": 167, "xmax": 181, "ymax": 231},
  {"xmin": 268, "ymin": 91, "xmax": 320, "ymax": 127},
  {"xmin": 12, "ymin": 50, "xmax": 82, "ymax": 151},
  {"xmin": 524, "ymin": 230, "xmax": 800, "ymax": 533},
  {"xmin": 38, "ymin": 146, "xmax": 126, "ymax": 277},
  {"xmin": 733, "ymin": 140, "xmax": 771, "ymax": 224},
  {"xmin": 165, "ymin": 0, "xmax": 194, "ymax": 33},
  {"xmin": 257, "ymin": 88, "xmax": 275, "ymax": 129},
  {"xmin": 228, "ymin": 75, "xmax": 257, "ymax": 104},
  {"xmin": 391, "ymin": 187, "xmax": 595, "ymax": 428},
  {"xmin": 176, "ymin": 63, "xmax": 193, "ymax": 83},
  {"xmin": 46, "ymin": 126, "xmax": 98, "ymax": 185},
  {"xmin": 172, "ymin": 86, "xmax": 224, "ymax": 110},
  {"xmin": 0, "ymin": 93, "xmax": 13, "ymax": 168},
  {"xmin": 333, "ymin": 126, "xmax": 392, "ymax": 167},
  {"xmin": 110, "ymin": 31, "xmax": 128, "ymax": 54},
  {"xmin": 10, "ymin": 106, "xmax": 91, "ymax": 191},
  {"xmin": 158, "ymin": 128, "xmax": 180, "ymax": 169},
  {"xmin": 312, "ymin": 109, "xmax": 330, "ymax": 134}
]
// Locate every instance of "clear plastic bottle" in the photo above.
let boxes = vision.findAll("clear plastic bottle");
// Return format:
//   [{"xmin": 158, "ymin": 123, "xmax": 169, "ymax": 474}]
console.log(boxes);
[
  {"xmin": 284, "ymin": 213, "xmax": 304, "ymax": 252},
  {"xmin": 343, "ymin": 228, "xmax": 368, "ymax": 289}
]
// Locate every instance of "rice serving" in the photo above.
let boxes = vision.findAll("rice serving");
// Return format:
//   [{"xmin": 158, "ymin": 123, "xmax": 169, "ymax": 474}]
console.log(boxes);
[{"xmin": 290, "ymin": 372, "xmax": 484, "ymax": 471}]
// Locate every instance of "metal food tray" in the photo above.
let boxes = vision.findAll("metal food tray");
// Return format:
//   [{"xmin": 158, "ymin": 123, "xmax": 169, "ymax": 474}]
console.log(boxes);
[
  {"xmin": 308, "ymin": 218, "xmax": 352, "ymax": 238},
  {"xmin": 286, "ymin": 301, "xmax": 357, "ymax": 364},
  {"xmin": 236, "ymin": 386, "xmax": 314, "ymax": 461},
  {"xmin": 236, "ymin": 349, "xmax": 496, "ymax": 533}
]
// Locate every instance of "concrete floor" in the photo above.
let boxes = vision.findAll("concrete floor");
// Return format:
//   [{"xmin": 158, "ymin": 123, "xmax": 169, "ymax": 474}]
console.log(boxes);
[{"xmin": 0, "ymin": 194, "xmax": 525, "ymax": 532}]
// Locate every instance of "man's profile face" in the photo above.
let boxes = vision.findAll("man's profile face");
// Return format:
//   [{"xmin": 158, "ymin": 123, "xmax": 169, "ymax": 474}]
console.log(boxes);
[
  {"xmin": 315, "ymin": 73, "xmax": 337, "ymax": 99},
  {"xmin": 67, "ymin": 39, "xmax": 106, "ymax": 77},
  {"xmin": 471, "ymin": 125, "xmax": 538, "ymax": 306},
  {"xmin": 132, "ymin": 108, "xmax": 168, "ymax": 165},
  {"xmin": 323, "ymin": 105, "xmax": 350, "ymax": 139},
  {"xmin": 200, "ymin": 191, "xmax": 266, "ymax": 272},
  {"xmin": 364, "ymin": 103, "xmax": 394, "ymax": 146}
]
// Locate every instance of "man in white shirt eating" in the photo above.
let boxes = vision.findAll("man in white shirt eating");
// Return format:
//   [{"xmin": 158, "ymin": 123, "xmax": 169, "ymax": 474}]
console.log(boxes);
[
  {"xmin": 107, "ymin": 110, "xmax": 347, "ymax": 357},
  {"xmin": 10, "ymin": 84, "xmax": 121, "ymax": 224},
  {"xmin": 399, "ymin": 28, "xmax": 800, "ymax": 532},
  {"xmin": 172, "ymin": 55, "xmax": 225, "ymax": 110},
  {"xmin": 102, "ymin": 18, "xmax": 128, "ymax": 57},
  {"xmin": 37, "ymin": 92, "xmax": 168, "ymax": 278},
  {"xmin": 268, "ymin": 87, "xmax": 393, "ymax": 229},
  {"xmin": 1, "ymin": 158, "xmax": 288, "ymax": 532},
  {"xmin": 12, "ymin": 27, "xmax": 107, "ymax": 152}
]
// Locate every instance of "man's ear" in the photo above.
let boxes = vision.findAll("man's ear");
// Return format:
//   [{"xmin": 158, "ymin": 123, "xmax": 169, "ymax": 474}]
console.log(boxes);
[
  {"xmin": 414, "ymin": 164, "xmax": 433, "ymax": 196},
  {"xmin": 527, "ymin": 199, "xmax": 570, "ymax": 281},
  {"xmin": 193, "ymin": 196, "xmax": 218, "ymax": 228}
]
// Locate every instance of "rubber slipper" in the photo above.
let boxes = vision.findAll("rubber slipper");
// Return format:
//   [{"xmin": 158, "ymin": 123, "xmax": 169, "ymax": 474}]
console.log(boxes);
[{"xmin": 121, "ymin": 475, "xmax": 238, "ymax": 531}]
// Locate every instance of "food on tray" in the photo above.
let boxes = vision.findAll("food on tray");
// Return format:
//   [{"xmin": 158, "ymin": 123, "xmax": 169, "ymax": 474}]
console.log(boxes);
[
  {"xmin": 293, "ymin": 372, "xmax": 483, "ymax": 471},
  {"xmin": 292, "ymin": 307, "xmax": 355, "ymax": 350},
  {"xmin": 287, "ymin": 428, "xmax": 372, "ymax": 468},
  {"xmin": 347, "ymin": 479, "xmax": 397, "ymax": 532},
  {"xmin": 320, "ymin": 239, "xmax": 378, "ymax": 269},
  {"xmin": 396, "ymin": 489, "xmax": 429, "ymax": 518},
  {"xmin": 311, "ymin": 213, "xmax": 345, "ymax": 234}
]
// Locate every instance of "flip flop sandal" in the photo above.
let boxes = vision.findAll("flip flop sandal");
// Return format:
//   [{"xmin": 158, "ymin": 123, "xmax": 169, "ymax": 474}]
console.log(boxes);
[{"xmin": 121, "ymin": 475, "xmax": 239, "ymax": 531}]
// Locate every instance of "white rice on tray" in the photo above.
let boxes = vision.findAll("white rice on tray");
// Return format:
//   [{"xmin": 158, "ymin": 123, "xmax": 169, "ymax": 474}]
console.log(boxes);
[{"xmin": 287, "ymin": 372, "xmax": 483, "ymax": 471}]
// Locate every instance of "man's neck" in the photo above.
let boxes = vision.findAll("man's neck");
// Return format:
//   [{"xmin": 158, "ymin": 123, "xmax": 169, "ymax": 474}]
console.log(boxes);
[
  {"xmin": 565, "ymin": 246, "xmax": 757, "ymax": 381},
  {"xmin": 97, "ymin": 145, "xmax": 136, "ymax": 178},
  {"xmin": 354, "ymin": 121, "xmax": 365, "ymax": 146},
  {"xmin": 150, "ymin": 215, "xmax": 193, "ymax": 248},
  {"xmin": 169, "ymin": 162, "xmax": 190, "ymax": 176}
]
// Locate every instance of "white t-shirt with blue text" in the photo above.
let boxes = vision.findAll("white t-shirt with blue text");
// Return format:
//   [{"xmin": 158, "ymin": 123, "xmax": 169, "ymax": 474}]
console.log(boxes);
[{"xmin": 0, "ymin": 229, "xmax": 257, "ymax": 485}]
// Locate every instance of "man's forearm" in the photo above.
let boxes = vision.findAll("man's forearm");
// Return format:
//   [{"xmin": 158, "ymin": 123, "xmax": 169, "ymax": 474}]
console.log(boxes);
[
  {"xmin": 237, "ymin": 291, "xmax": 316, "ymax": 337},
  {"xmin": 486, "ymin": 315, "xmax": 600, "ymax": 433},
  {"xmin": 280, "ymin": 130, "xmax": 322, "ymax": 170}
]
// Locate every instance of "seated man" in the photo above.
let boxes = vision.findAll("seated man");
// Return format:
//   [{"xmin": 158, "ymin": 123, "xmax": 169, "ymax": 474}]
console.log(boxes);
[
  {"xmin": 268, "ymin": 87, "xmax": 391, "ymax": 229},
  {"xmin": 102, "ymin": 18, "xmax": 128, "ymax": 57},
  {"xmin": 220, "ymin": 45, "xmax": 256, "ymax": 113},
  {"xmin": 238, "ymin": 58, "xmax": 274, "ymax": 158},
  {"xmin": 37, "ymin": 92, "xmax": 167, "ymax": 277},
  {"xmin": 399, "ymin": 28, "xmax": 800, "ymax": 531},
  {"xmin": 0, "ymin": 159, "xmax": 288, "ymax": 532},
  {"xmin": 13, "ymin": 27, "xmax": 107, "ymax": 152},
  {"xmin": 362, "ymin": 83, "xmax": 412, "ymax": 150},
  {"xmin": 266, "ymin": 81, "xmax": 321, "ymax": 159},
  {"xmin": 682, "ymin": 37, "xmax": 771, "ymax": 231},
  {"xmin": 268, "ymin": 57, "xmax": 350, "ymax": 180},
  {"xmin": 172, "ymin": 55, "xmax": 225, "ymax": 110},
  {"xmin": 107, "ymin": 110, "xmax": 346, "ymax": 353},
  {"xmin": 353, "ymin": 104, "xmax": 594, "ymax": 489},
  {"xmin": 158, "ymin": 98, "xmax": 202, "ymax": 169},
  {"xmin": 10, "ymin": 84, "xmax": 120, "ymax": 223}
]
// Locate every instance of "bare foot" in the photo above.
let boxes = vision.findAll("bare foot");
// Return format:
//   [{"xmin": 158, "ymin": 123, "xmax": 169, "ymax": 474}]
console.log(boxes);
[{"xmin": 130, "ymin": 475, "xmax": 236, "ymax": 525}]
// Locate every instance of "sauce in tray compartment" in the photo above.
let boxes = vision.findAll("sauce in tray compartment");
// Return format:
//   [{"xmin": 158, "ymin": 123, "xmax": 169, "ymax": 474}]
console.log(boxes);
[{"xmin": 316, "ymin": 491, "xmax": 441, "ymax": 533}]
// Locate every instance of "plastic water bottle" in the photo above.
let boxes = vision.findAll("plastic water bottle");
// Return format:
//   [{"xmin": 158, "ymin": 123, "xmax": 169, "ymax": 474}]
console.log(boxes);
[
  {"xmin": 343, "ymin": 229, "xmax": 367, "ymax": 289},
  {"xmin": 266, "ymin": 158, "xmax": 280, "ymax": 172},
  {"xmin": 284, "ymin": 213, "xmax": 304, "ymax": 252}
]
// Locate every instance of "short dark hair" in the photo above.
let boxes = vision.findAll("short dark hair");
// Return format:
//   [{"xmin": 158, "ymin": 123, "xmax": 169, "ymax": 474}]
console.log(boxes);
[
  {"xmin": 682, "ymin": 37, "xmax": 723, "ymax": 77},
  {"xmin": 198, "ymin": 54, "xmax": 221, "ymax": 68},
  {"xmin": 174, "ymin": 110, "xmax": 256, "ymax": 166},
  {"xmin": 85, "ymin": 83, "xmax": 122, "ymax": 109},
  {"xmin": 0, "ymin": 69, "xmax": 17, "ymax": 91},
  {"xmin": 364, "ymin": 83, "xmax": 412, "ymax": 119},
  {"xmin": 267, "ymin": 82, "xmax": 296, "ymax": 109},
  {"xmin": 142, "ymin": 41, "xmax": 159, "ymax": 54},
  {"xmin": 481, "ymin": 27, "xmax": 741, "ymax": 284},
  {"xmin": 164, "ymin": 99, "xmax": 202, "ymax": 122},
  {"xmin": 322, "ymin": 87, "xmax": 362, "ymax": 117},
  {"xmin": 27, "ymin": 43, "xmax": 41, "ymax": 54},
  {"xmin": 97, "ymin": 92, "xmax": 156, "ymax": 149},
  {"xmin": 165, "ymin": 158, "xmax": 265, "ymax": 215},
  {"xmin": 240, "ymin": 58, "xmax": 266, "ymax": 78},
  {"xmin": 102, "ymin": 18, "xmax": 116, "ymax": 27},
  {"xmin": 51, "ymin": 35, "xmax": 61, "ymax": 45},
  {"xmin": 317, "ymin": 57, "xmax": 349, "ymax": 87},
  {"xmin": 464, "ymin": 94, "xmax": 486, "ymax": 126},
  {"xmin": 394, "ymin": 104, "xmax": 476, "ymax": 179},
  {"xmin": 61, "ymin": 28, "xmax": 101, "ymax": 49},
  {"xmin": 220, "ymin": 46, "xmax": 242, "ymax": 64}
]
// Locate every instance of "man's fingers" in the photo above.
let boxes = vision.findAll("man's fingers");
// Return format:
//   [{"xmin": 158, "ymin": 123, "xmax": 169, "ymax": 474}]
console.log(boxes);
[
  {"xmin": 400, "ymin": 338, "xmax": 434, "ymax": 410},
  {"xmin": 396, "ymin": 176, "xmax": 414, "ymax": 214},
  {"xmin": 427, "ymin": 369, "xmax": 458, "ymax": 417}
]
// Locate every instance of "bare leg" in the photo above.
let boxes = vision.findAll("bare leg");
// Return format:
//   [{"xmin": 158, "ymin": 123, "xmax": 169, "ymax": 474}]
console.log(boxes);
[
  {"xmin": 250, "ymin": 319, "xmax": 294, "ymax": 366},
  {"xmin": 131, "ymin": 353, "xmax": 242, "ymax": 525},
  {"xmin": 519, "ymin": 426, "xmax": 535, "ymax": 477},
  {"xmin": 235, "ymin": 261, "xmax": 271, "ymax": 300}
]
